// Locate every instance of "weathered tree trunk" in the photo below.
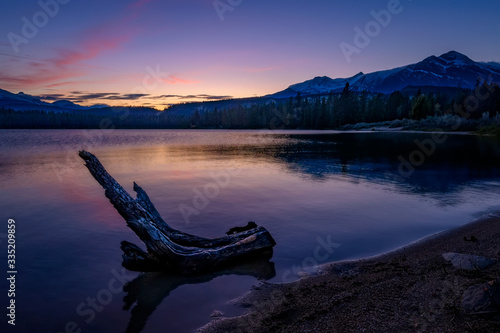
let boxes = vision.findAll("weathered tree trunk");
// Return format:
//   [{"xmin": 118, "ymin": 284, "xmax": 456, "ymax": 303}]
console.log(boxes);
[{"xmin": 78, "ymin": 150, "xmax": 276, "ymax": 274}]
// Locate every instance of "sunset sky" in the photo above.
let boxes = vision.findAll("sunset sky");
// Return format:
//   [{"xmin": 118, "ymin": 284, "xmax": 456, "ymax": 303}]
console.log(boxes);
[{"xmin": 1, "ymin": 0, "xmax": 499, "ymax": 109}]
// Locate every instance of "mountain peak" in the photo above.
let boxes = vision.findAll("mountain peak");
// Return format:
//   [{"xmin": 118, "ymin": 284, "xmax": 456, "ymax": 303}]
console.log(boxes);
[
  {"xmin": 52, "ymin": 99, "xmax": 78, "ymax": 107},
  {"xmin": 439, "ymin": 51, "xmax": 473, "ymax": 64},
  {"xmin": 312, "ymin": 76, "xmax": 333, "ymax": 81}
]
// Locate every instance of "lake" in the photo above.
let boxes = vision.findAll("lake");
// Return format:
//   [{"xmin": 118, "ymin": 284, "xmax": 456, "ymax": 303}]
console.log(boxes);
[{"xmin": 1, "ymin": 129, "xmax": 500, "ymax": 333}]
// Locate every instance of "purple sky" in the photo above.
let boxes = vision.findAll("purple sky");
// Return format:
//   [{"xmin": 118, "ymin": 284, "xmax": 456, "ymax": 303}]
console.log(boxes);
[{"xmin": 1, "ymin": 0, "xmax": 499, "ymax": 109}]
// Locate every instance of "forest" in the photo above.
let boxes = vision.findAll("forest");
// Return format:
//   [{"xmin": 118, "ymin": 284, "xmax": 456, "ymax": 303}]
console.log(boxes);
[{"xmin": 1, "ymin": 82, "xmax": 499, "ymax": 131}]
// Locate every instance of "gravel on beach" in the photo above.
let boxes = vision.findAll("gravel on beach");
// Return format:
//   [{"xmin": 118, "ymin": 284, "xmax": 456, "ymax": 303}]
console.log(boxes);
[{"xmin": 199, "ymin": 213, "xmax": 500, "ymax": 333}]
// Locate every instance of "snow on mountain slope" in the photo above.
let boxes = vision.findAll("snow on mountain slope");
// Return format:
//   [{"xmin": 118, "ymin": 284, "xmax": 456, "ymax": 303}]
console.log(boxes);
[
  {"xmin": 288, "ymin": 72, "xmax": 364, "ymax": 94},
  {"xmin": 270, "ymin": 51, "xmax": 500, "ymax": 97},
  {"xmin": 482, "ymin": 62, "xmax": 500, "ymax": 71}
]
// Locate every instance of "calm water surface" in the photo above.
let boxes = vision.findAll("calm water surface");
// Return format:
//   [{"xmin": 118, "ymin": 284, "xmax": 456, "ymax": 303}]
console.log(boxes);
[{"xmin": 1, "ymin": 129, "xmax": 500, "ymax": 333}]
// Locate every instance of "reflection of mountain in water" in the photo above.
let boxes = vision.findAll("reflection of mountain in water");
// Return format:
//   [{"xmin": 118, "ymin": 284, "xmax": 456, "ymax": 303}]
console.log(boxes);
[{"xmin": 252, "ymin": 132, "xmax": 500, "ymax": 196}]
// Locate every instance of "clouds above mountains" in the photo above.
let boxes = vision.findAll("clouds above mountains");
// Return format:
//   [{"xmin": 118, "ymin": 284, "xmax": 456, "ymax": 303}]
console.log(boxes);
[
  {"xmin": 153, "ymin": 94, "xmax": 233, "ymax": 100},
  {"xmin": 37, "ymin": 91, "xmax": 232, "ymax": 105}
]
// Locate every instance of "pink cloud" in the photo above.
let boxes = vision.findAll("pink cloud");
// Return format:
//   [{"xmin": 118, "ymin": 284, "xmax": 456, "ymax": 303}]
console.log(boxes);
[
  {"xmin": 0, "ymin": 0, "xmax": 197, "ymax": 105},
  {"xmin": 0, "ymin": 2, "xmax": 151, "ymax": 90},
  {"xmin": 55, "ymin": 35, "xmax": 130, "ymax": 67},
  {"xmin": 46, "ymin": 81, "xmax": 86, "ymax": 88},
  {"xmin": 0, "ymin": 35, "xmax": 129, "ymax": 89},
  {"xmin": 0, "ymin": 63, "xmax": 85, "ymax": 88},
  {"xmin": 160, "ymin": 75, "xmax": 200, "ymax": 85}
]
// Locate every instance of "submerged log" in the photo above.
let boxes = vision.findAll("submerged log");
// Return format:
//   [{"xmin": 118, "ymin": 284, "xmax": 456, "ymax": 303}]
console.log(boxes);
[{"xmin": 78, "ymin": 150, "xmax": 276, "ymax": 274}]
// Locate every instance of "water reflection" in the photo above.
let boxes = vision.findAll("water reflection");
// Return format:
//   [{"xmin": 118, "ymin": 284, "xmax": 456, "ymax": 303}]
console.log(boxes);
[
  {"xmin": 122, "ymin": 257, "xmax": 275, "ymax": 333},
  {"xmin": 262, "ymin": 132, "xmax": 500, "ymax": 191},
  {"xmin": 2, "ymin": 130, "xmax": 500, "ymax": 333},
  {"xmin": 111, "ymin": 131, "xmax": 500, "ymax": 200},
  {"xmin": 114, "ymin": 132, "xmax": 500, "ymax": 332},
  {"xmin": 3, "ymin": 131, "xmax": 500, "ymax": 200}
]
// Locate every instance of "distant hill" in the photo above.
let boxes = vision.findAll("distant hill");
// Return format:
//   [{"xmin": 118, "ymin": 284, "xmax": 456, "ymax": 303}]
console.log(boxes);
[{"xmin": 0, "ymin": 88, "xmax": 115, "ymax": 112}]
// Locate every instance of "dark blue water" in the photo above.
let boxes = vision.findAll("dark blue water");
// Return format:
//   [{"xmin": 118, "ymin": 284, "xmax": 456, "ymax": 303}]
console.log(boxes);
[{"xmin": 1, "ymin": 129, "xmax": 500, "ymax": 333}]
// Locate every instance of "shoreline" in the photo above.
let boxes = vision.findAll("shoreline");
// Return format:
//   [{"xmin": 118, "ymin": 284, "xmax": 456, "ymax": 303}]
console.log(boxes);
[{"xmin": 199, "ymin": 213, "xmax": 500, "ymax": 332}]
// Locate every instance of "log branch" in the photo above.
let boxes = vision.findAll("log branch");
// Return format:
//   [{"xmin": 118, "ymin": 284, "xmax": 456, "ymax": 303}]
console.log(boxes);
[{"xmin": 79, "ymin": 150, "xmax": 276, "ymax": 274}]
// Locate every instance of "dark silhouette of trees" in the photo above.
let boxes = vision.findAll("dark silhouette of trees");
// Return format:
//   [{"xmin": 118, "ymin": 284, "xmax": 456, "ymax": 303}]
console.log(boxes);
[
  {"xmin": 411, "ymin": 94, "xmax": 433, "ymax": 120},
  {"xmin": 1, "ymin": 84, "xmax": 499, "ymax": 130}
]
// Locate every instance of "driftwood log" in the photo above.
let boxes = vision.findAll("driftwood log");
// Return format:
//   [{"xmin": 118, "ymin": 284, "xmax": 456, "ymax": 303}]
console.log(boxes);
[{"xmin": 78, "ymin": 150, "xmax": 276, "ymax": 274}]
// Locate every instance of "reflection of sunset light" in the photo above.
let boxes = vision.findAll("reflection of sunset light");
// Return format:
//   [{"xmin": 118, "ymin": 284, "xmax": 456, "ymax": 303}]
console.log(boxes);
[{"xmin": 4, "ymin": 130, "xmax": 500, "ymax": 237}]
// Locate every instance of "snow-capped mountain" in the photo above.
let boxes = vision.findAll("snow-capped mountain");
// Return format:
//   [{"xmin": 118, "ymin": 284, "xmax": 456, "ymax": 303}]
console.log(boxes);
[
  {"xmin": 0, "ymin": 88, "xmax": 110, "ymax": 112},
  {"xmin": 270, "ymin": 51, "xmax": 500, "ymax": 98}
]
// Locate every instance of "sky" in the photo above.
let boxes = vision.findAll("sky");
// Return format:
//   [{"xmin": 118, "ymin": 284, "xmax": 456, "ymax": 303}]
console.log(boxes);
[{"xmin": 0, "ymin": 0, "xmax": 499, "ymax": 109}]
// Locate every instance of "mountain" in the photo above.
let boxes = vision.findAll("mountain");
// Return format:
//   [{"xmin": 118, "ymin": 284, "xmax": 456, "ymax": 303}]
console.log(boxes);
[
  {"xmin": 2, "ymin": 51, "xmax": 499, "ymax": 114},
  {"xmin": 0, "ymin": 88, "xmax": 46, "ymax": 108},
  {"xmin": 0, "ymin": 89, "xmax": 110, "ymax": 112},
  {"xmin": 481, "ymin": 61, "xmax": 500, "ymax": 71},
  {"xmin": 270, "ymin": 72, "xmax": 365, "ymax": 99},
  {"xmin": 269, "ymin": 51, "xmax": 500, "ymax": 98},
  {"xmin": 51, "ymin": 99, "xmax": 110, "ymax": 110}
]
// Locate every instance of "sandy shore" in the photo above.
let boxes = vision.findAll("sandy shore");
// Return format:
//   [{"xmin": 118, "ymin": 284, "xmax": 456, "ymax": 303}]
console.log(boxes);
[{"xmin": 199, "ymin": 213, "xmax": 500, "ymax": 333}]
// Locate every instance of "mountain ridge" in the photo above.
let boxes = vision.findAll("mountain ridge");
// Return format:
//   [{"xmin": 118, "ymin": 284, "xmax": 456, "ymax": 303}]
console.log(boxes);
[
  {"xmin": 1, "ymin": 51, "xmax": 499, "ymax": 113},
  {"xmin": 268, "ymin": 51, "xmax": 500, "ymax": 99},
  {"xmin": 0, "ymin": 88, "xmax": 113, "ymax": 112}
]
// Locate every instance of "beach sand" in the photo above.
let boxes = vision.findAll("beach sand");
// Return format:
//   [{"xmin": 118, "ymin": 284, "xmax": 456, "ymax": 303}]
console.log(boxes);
[{"xmin": 199, "ymin": 213, "xmax": 500, "ymax": 333}]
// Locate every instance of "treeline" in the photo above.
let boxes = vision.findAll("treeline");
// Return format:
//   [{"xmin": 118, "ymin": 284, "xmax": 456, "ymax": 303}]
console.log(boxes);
[
  {"xmin": 191, "ymin": 82, "xmax": 500, "ymax": 129},
  {"xmin": 1, "ymin": 82, "xmax": 499, "ymax": 130},
  {"xmin": 0, "ymin": 107, "xmax": 191, "ymax": 129}
]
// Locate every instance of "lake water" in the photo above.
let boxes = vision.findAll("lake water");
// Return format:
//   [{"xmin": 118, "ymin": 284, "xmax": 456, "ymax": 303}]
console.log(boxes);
[{"xmin": 1, "ymin": 129, "xmax": 500, "ymax": 333}]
